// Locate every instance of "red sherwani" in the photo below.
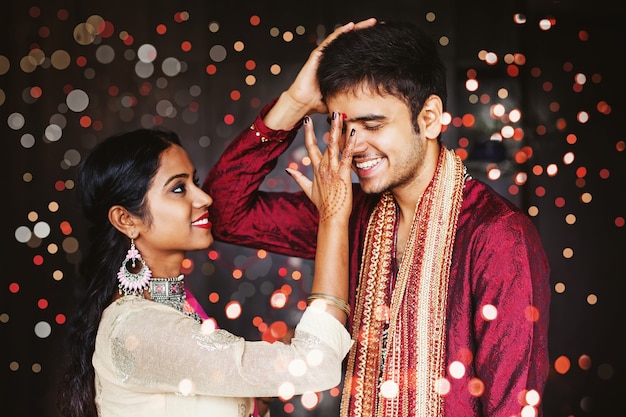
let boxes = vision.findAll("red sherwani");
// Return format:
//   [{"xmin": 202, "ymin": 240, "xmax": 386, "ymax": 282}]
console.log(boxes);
[{"xmin": 204, "ymin": 101, "xmax": 551, "ymax": 417}]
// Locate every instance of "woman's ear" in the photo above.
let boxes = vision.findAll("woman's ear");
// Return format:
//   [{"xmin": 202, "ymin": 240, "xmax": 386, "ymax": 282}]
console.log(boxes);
[
  {"xmin": 108, "ymin": 205, "xmax": 137, "ymax": 238},
  {"xmin": 418, "ymin": 94, "xmax": 443, "ymax": 140}
]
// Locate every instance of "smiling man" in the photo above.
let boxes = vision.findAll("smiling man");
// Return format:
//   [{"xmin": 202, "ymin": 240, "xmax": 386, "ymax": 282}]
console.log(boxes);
[{"xmin": 205, "ymin": 19, "xmax": 550, "ymax": 417}]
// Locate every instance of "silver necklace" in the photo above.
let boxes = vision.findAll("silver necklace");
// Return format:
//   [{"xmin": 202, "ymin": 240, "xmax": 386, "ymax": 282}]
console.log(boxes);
[{"xmin": 149, "ymin": 275, "xmax": 202, "ymax": 323}]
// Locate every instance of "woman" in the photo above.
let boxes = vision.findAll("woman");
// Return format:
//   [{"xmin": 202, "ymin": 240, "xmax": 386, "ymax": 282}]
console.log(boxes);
[{"xmin": 57, "ymin": 113, "xmax": 355, "ymax": 417}]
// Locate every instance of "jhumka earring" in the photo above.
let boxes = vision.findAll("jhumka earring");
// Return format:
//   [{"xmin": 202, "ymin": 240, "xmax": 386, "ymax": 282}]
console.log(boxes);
[{"xmin": 117, "ymin": 237, "xmax": 152, "ymax": 297}]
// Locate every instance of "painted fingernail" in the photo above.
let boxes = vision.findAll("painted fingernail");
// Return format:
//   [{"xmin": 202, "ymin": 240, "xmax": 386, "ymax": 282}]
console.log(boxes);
[
  {"xmin": 342, "ymin": 113, "xmax": 348, "ymax": 119},
  {"xmin": 350, "ymin": 128, "xmax": 356, "ymax": 136},
  {"xmin": 332, "ymin": 111, "xmax": 337, "ymax": 120},
  {"xmin": 304, "ymin": 115, "xmax": 310, "ymax": 124}
]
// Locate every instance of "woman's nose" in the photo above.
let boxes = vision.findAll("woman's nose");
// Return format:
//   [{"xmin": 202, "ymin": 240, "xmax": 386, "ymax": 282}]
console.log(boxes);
[{"xmin": 196, "ymin": 187, "xmax": 213, "ymax": 208}]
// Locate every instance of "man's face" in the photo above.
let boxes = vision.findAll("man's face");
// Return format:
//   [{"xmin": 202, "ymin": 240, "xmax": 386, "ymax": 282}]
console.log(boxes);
[{"xmin": 327, "ymin": 88, "xmax": 427, "ymax": 195}]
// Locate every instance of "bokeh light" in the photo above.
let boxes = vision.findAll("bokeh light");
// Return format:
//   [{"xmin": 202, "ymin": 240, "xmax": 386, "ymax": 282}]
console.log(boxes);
[{"xmin": 3, "ymin": 3, "xmax": 624, "ymax": 417}]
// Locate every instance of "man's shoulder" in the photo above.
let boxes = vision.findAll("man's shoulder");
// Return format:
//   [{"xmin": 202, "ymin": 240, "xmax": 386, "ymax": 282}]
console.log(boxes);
[
  {"xmin": 460, "ymin": 178, "xmax": 539, "ymax": 237},
  {"xmin": 463, "ymin": 177, "xmax": 523, "ymax": 214}
]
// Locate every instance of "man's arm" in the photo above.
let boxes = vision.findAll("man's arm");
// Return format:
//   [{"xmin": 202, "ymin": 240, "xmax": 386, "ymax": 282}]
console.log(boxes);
[
  {"xmin": 204, "ymin": 19, "xmax": 377, "ymax": 259},
  {"xmin": 203, "ymin": 101, "xmax": 319, "ymax": 259},
  {"xmin": 470, "ymin": 208, "xmax": 550, "ymax": 417}
]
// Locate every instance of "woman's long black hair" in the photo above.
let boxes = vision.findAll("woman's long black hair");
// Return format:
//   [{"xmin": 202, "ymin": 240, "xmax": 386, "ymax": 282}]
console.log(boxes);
[{"xmin": 57, "ymin": 128, "xmax": 181, "ymax": 417}]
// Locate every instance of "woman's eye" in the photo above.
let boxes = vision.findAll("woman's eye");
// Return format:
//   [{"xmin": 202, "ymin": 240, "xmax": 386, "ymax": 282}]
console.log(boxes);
[
  {"xmin": 365, "ymin": 124, "xmax": 382, "ymax": 131},
  {"xmin": 172, "ymin": 183, "xmax": 186, "ymax": 194}
]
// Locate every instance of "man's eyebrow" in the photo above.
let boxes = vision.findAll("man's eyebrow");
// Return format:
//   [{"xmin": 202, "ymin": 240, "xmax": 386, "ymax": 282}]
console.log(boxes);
[{"xmin": 326, "ymin": 114, "xmax": 386, "ymax": 124}]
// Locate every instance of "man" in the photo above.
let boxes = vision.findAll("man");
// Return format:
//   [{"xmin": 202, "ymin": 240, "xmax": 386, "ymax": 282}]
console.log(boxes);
[{"xmin": 204, "ymin": 19, "xmax": 550, "ymax": 417}]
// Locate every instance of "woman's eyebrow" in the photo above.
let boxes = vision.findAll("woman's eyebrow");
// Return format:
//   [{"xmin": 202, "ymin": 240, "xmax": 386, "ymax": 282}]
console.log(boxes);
[{"xmin": 162, "ymin": 172, "xmax": 189, "ymax": 188}]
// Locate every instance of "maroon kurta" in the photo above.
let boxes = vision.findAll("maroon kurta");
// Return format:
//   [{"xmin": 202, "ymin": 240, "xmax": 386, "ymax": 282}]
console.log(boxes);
[{"xmin": 204, "ymin": 100, "xmax": 551, "ymax": 417}]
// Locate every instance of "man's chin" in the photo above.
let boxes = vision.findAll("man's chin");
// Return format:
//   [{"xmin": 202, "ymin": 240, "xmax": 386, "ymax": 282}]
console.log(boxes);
[{"xmin": 358, "ymin": 180, "xmax": 388, "ymax": 195}]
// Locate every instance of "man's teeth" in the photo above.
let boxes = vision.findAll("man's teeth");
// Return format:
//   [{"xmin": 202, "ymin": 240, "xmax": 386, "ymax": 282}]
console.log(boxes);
[{"xmin": 356, "ymin": 158, "xmax": 382, "ymax": 169}]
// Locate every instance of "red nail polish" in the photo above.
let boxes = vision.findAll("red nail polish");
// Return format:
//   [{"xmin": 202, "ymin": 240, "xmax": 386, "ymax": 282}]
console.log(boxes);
[{"xmin": 341, "ymin": 113, "xmax": 348, "ymax": 119}]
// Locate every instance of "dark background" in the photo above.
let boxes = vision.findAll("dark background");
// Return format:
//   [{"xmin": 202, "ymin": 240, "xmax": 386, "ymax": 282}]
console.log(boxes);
[{"xmin": 2, "ymin": 1, "xmax": 625, "ymax": 416}]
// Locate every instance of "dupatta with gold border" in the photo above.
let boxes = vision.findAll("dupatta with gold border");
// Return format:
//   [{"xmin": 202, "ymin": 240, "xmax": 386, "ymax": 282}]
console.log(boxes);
[{"xmin": 341, "ymin": 147, "xmax": 466, "ymax": 417}]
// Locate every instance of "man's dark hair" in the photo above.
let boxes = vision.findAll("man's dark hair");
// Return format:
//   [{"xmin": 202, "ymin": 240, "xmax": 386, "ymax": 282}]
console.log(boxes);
[{"xmin": 317, "ymin": 21, "xmax": 447, "ymax": 126}]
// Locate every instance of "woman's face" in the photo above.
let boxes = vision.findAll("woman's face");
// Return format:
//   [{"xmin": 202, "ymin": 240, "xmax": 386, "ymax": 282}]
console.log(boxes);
[{"xmin": 133, "ymin": 145, "xmax": 214, "ymax": 271}]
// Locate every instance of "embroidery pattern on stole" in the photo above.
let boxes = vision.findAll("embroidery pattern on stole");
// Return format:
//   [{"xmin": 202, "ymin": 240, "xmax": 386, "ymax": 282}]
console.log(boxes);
[{"xmin": 341, "ymin": 147, "xmax": 466, "ymax": 417}]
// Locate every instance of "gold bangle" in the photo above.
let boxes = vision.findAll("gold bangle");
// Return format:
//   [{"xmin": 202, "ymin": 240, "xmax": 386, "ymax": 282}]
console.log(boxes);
[{"xmin": 307, "ymin": 293, "xmax": 350, "ymax": 317}]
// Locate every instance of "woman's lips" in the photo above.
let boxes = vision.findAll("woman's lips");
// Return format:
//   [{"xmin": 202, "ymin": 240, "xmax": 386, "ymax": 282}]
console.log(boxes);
[{"xmin": 191, "ymin": 212, "xmax": 211, "ymax": 229}]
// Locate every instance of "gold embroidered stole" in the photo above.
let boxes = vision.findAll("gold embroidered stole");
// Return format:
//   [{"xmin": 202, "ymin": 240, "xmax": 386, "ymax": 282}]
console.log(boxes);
[{"xmin": 341, "ymin": 147, "xmax": 466, "ymax": 417}]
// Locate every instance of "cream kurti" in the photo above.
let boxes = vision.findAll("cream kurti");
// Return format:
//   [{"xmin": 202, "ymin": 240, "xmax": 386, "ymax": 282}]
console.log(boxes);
[{"xmin": 93, "ymin": 296, "xmax": 352, "ymax": 417}]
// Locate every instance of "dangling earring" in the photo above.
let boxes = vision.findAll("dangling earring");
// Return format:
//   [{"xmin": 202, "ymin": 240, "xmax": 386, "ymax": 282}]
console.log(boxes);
[{"xmin": 117, "ymin": 237, "xmax": 152, "ymax": 297}]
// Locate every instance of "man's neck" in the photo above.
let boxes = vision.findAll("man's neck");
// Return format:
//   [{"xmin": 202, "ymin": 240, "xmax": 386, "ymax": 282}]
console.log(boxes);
[{"xmin": 392, "ymin": 143, "xmax": 441, "ymax": 222}]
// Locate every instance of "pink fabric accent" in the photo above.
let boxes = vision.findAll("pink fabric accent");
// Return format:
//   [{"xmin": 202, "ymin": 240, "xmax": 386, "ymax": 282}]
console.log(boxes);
[
  {"xmin": 184, "ymin": 287, "xmax": 209, "ymax": 320},
  {"xmin": 252, "ymin": 398, "xmax": 260, "ymax": 417}
]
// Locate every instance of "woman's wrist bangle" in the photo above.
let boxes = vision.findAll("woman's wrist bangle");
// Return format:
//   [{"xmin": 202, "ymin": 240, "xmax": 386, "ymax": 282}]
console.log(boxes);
[{"xmin": 307, "ymin": 293, "xmax": 350, "ymax": 317}]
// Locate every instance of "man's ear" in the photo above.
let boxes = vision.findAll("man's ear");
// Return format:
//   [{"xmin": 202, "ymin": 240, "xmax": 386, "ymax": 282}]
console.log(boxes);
[
  {"xmin": 108, "ymin": 205, "xmax": 137, "ymax": 238},
  {"xmin": 418, "ymin": 94, "xmax": 443, "ymax": 140}
]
